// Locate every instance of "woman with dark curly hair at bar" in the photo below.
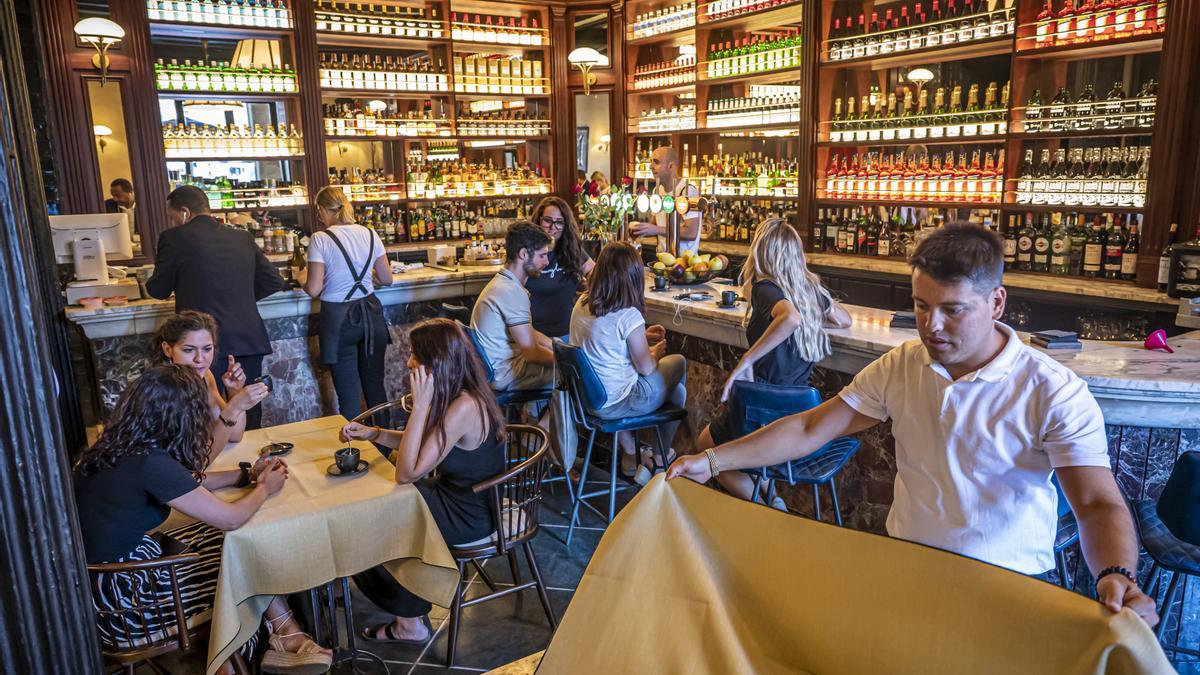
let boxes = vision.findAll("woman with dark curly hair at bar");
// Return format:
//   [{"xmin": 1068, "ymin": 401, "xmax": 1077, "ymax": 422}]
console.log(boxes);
[
  {"xmin": 526, "ymin": 195, "xmax": 595, "ymax": 342},
  {"xmin": 73, "ymin": 365, "xmax": 331, "ymax": 675}
]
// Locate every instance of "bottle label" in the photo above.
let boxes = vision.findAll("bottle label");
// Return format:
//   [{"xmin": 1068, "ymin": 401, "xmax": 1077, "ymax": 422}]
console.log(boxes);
[
  {"xmin": 1084, "ymin": 244, "xmax": 1102, "ymax": 266},
  {"xmin": 1051, "ymin": 239, "xmax": 1068, "ymax": 255},
  {"xmin": 1034, "ymin": 238, "xmax": 1050, "ymax": 253},
  {"xmin": 1121, "ymin": 254, "xmax": 1138, "ymax": 275},
  {"xmin": 1158, "ymin": 257, "xmax": 1172, "ymax": 285},
  {"xmin": 1003, "ymin": 239, "xmax": 1017, "ymax": 257}
]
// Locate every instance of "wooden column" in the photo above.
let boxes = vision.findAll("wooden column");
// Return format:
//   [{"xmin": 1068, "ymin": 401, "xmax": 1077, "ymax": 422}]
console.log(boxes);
[
  {"xmin": 796, "ymin": 0, "xmax": 821, "ymax": 238},
  {"xmin": 292, "ymin": 0, "xmax": 328, "ymax": 213},
  {"xmin": 549, "ymin": 2, "xmax": 573, "ymax": 201},
  {"xmin": 608, "ymin": 0, "xmax": 626, "ymax": 182}
]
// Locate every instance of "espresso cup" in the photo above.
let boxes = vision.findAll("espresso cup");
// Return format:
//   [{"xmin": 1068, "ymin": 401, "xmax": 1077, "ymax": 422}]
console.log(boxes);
[
  {"xmin": 721, "ymin": 290, "xmax": 737, "ymax": 306},
  {"xmin": 255, "ymin": 374, "xmax": 274, "ymax": 392},
  {"xmin": 654, "ymin": 275, "xmax": 668, "ymax": 291},
  {"xmin": 335, "ymin": 447, "xmax": 360, "ymax": 473}
]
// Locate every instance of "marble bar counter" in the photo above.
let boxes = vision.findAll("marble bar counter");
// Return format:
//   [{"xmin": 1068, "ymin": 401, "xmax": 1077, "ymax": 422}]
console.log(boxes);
[{"xmin": 67, "ymin": 265, "xmax": 498, "ymax": 425}]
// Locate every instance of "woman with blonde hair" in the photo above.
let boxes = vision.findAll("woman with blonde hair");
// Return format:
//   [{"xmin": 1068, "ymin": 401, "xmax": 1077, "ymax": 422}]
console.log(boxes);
[
  {"xmin": 696, "ymin": 218, "xmax": 851, "ymax": 506},
  {"xmin": 300, "ymin": 186, "xmax": 394, "ymax": 419}
]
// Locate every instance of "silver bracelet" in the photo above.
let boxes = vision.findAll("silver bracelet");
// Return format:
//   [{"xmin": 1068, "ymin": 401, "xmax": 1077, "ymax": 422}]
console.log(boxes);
[{"xmin": 704, "ymin": 448, "xmax": 721, "ymax": 477}]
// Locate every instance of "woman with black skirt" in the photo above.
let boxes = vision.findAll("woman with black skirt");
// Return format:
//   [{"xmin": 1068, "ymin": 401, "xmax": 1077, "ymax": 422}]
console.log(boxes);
[
  {"xmin": 300, "ymin": 186, "xmax": 394, "ymax": 420},
  {"xmin": 340, "ymin": 319, "xmax": 506, "ymax": 643}
]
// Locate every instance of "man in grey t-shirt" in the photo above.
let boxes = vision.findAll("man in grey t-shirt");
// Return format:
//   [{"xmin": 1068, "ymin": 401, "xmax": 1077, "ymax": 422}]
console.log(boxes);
[{"xmin": 470, "ymin": 223, "xmax": 555, "ymax": 391}]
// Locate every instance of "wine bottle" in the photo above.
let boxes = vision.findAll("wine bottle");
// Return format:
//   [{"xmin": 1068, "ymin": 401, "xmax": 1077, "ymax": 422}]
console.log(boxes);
[
  {"xmin": 1121, "ymin": 218, "xmax": 1140, "ymax": 280},
  {"xmin": 1159, "ymin": 222, "xmax": 1178, "ymax": 291}
]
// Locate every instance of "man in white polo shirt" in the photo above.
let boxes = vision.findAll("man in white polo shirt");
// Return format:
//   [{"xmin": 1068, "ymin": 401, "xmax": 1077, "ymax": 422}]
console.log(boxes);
[
  {"xmin": 629, "ymin": 145, "xmax": 702, "ymax": 255},
  {"xmin": 668, "ymin": 224, "xmax": 1157, "ymax": 626}
]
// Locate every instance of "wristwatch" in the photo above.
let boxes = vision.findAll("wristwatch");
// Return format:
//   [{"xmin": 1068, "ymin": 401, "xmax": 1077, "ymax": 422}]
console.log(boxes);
[
  {"xmin": 218, "ymin": 414, "xmax": 236, "ymax": 428},
  {"xmin": 236, "ymin": 461, "xmax": 253, "ymax": 488}
]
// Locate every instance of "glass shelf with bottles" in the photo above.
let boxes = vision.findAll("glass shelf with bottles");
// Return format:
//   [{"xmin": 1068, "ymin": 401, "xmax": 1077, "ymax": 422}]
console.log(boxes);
[
  {"xmin": 1017, "ymin": 81, "xmax": 1156, "ymax": 135},
  {"xmin": 632, "ymin": 58, "xmax": 697, "ymax": 91},
  {"xmin": 821, "ymin": 148, "xmax": 1004, "ymax": 204},
  {"xmin": 404, "ymin": 160, "xmax": 552, "ymax": 200},
  {"xmin": 146, "ymin": 0, "xmax": 293, "ymax": 29},
  {"xmin": 327, "ymin": 167, "xmax": 403, "ymax": 202},
  {"xmin": 450, "ymin": 12, "xmax": 546, "ymax": 46},
  {"xmin": 319, "ymin": 53, "xmax": 449, "ymax": 93},
  {"xmin": 634, "ymin": 105, "xmax": 697, "ymax": 133},
  {"xmin": 811, "ymin": 205, "xmax": 980, "ymax": 258},
  {"xmin": 705, "ymin": 91, "xmax": 800, "ymax": 130},
  {"xmin": 827, "ymin": 81, "xmax": 1009, "ymax": 144},
  {"xmin": 169, "ymin": 175, "xmax": 308, "ymax": 211},
  {"xmin": 1025, "ymin": 0, "xmax": 1167, "ymax": 52},
  {"xmin": 323, "ymin": 101, "xmax": 452, "ymax": 138},
  {"xmin": 711, "ymin": 199, "xmax": 789, "ymax": 243},
  {"xmin": 704, "ymin": 32, "xmax": 801, "ymax": 80},
  {"xmin": 453, "ymin": 56, "xmax": 547, "ymax": 95},
  {"xmin": 155, "ymin": 59, "xmax": 297, "ymax": 94},
  {"xmin": 630, "ymin": 2, "xmax": 695, "ymax": 40},
  {"xmin": 457, "ymin": 110, "xmax": 550, "ymax": 138},
  {"xmin": 703, "ymin": 0, "xmax": 801, "ymax": 23},
  {"xmin": 315, "ymin": 1, "xmax": 445, "ymax": 39},
  {"xmin": 353, "ymin": 204, "xmax": 486, "ymax": 246},
  {"xmin": 163, "ymin": 122, "xmax": 303, "ymax": 158},
  {"xmin": 1013, "ymin": 145, "xmax": 1149, "ymax": 208},
  {"xmin": 1004, "ymin": 210, "xmax": 1141, "ymax": 281},
  {"xmin": 683, "ymin": 152, "xmax": 799, "ymax": 199},
  {"xmin": 826, "ymin": 1, "xmax": 1014, "ymax": 64}
]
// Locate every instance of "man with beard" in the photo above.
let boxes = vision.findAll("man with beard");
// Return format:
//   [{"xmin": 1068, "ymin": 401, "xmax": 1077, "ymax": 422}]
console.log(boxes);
[
  {"xmin": 667, "ymin": 223, "xmax": 1158, "ymax": 628},
  {"xmin": 470, "ymin": 221, "xmax": 555, "ymax": 392}
]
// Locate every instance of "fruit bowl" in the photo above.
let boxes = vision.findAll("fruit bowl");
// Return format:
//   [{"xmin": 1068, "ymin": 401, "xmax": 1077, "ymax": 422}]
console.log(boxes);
[{"xmin": 649, "ymin": 251, "xmax": 729, "ymax": 286}]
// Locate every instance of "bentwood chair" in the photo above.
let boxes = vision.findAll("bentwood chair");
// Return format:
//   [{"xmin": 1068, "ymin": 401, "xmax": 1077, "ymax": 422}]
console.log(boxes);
[
  {"xmin": 554, "ymin": 340, "xmax": 686, "ymax": 544},
  {"xmin": 1135, "ymin": 451, "xmax": 1200, "ymax": 659},
  {"xmin": 445, "ymin": 424, "xmax": 557, "ymax": 666},
  {"xmin": 353, "ymin": 396, "xmax": 412, "ymax": 459},
  {"xmin": 731, "ymin": 381, "xmax": 860, "ymax": 525},
  {"xmin": 86, "ymin": 553, "xmax": 249, "ymax": 675},
  {"xmin": 461, "ymin": 322, "xmax": 553, "ymax": 420}
]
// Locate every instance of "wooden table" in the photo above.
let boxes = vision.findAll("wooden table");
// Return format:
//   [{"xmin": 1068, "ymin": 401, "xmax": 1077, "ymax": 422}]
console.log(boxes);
[{"xmin": 204, "ymin": 416, "xmax": 458, "ymax": 674}]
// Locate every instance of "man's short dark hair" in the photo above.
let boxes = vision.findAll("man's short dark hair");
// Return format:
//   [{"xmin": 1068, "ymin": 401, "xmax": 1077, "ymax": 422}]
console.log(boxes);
[
  {"xmin": 505, "ymin": 221, "xmax": 551, "ymax": 263},
  {"xmin": 166, "ymin": 185, "xmax": 210, "ymax": 214},
  {"xmin": 110, "ymin": 178, "xmax": 133, "ymax": 193},
  {"xmin": 909, "ymin": 222, "xmax": 1004, "ymax": 293}
]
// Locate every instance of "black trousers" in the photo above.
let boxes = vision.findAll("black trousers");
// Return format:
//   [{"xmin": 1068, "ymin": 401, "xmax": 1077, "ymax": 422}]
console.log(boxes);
[
  {"xmin": 213, "ymin": 353, "xmax": 264, "ymax": 430},
  {"xmin": 328, "ymin": 315, "xmax": 388, "ymax": 421}
]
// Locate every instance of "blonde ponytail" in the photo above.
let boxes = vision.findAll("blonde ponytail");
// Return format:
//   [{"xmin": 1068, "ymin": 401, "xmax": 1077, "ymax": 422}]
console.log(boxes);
[{"xmin": 315, "ymin": 186, "xmax": 355, "ymax": 225}]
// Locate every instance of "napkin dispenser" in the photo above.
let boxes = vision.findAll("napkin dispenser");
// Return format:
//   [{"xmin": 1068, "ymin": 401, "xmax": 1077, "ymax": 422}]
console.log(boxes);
[{"xmin": 427, "ymin": 245, "xmax": 455, "ymax": 267}]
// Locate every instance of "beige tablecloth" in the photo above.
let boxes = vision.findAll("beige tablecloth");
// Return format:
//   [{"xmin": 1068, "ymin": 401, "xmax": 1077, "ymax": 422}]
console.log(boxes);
[
  {"xmin": 204, "ymin": 416, "xmax": 459, "ymax": 674},
  {"xmin": 540, "ymin": 476, "xmax": 1174, "ymax": 674}
]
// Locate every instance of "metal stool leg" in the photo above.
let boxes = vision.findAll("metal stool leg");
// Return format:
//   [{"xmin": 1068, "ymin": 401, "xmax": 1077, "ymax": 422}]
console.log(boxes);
[
  {"xmin": 1155, "ymin": 570, "xmax": 1182, "ymax": 642},
  {"xmin": 652, "ymin": 425, "xmax": 671, "ymax": 473},
  {"xmin": 608, "ymin": 432, "xmax": 620, "ymax": 523},
  {"xmin": 748, "ymin": 474, "xmax": 764, "ymax": 502},
  {"xmin": 829, "ymin": 480, "xmax": 844, "ymax": 527},
  {"xmin": 566, "ymin": 429, "xmax": 597, "ymax": 545},
  {"xmin": 811, "ymin": 484, "xmax": 822, "ymax": 522},
  {"xmin": 1055, "ymin": 549, "xmax": 1071, "ymax": 589},
  {"xmin": 1145, "ymin": 562, "xmax": 1160, "ymax": 598}
]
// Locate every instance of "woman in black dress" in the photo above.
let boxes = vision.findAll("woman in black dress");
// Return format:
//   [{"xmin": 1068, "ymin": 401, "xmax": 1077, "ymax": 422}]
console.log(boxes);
[
  {"xmin": 341, "ymin": 318, "xmax": 507, "ymax": 643},
  {"xmin": 525, "ymin": 195, "xmax": 594, "ymax": 341}
]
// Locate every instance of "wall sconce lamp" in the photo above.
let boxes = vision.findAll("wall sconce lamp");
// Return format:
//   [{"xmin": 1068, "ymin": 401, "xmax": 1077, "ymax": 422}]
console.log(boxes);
[
  {"xmin": 595, "ymin": 133, "xmax": 611, "ymax": 152},
  {"xmin": 73, "ymin": 17, "xmax": 125, "ymax": 86},
  {"xmin": 93, "ymin": 125, "xmax": 113, "ymax": 153},
  {"xmin": 906, "ymin": 67, "xmax": 935, "ymax": 99},
  {"xmin": 568, "ymin": 47, "xmax": 608, "ymax": 96}
]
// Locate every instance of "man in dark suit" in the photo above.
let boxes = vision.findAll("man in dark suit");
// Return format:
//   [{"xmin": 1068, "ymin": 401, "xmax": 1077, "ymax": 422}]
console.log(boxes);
[
  {"xmin": 147, "ymin": 185, "xmax": 287, "ymax": 429},
  {"xmin": 104, "ymin": 178, "xmax": 136, "ymax": 227}
]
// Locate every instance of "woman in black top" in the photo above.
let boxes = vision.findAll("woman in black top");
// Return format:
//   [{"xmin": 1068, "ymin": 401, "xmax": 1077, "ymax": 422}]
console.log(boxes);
[
  {"xmin": 341, "ymin": 318, "xmax": 507, "ymax": 643},
  {"xmin": 525, "ymin": 196, "xmax": 594, "ymax": 340},
  {"xmin": 697, "ymin": 218, "xmax": 851, "ymax": 507},
  {"xmin": 73, "ymin": 365, "xmax": 330, "ymax": 674}
]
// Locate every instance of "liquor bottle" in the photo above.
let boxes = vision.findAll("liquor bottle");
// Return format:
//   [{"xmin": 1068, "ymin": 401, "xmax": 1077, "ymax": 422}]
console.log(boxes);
[
  {"xmin": 1121, "ymin": 218, "xmax": 1140, "ymax": 280},
  {"xmin": 1068, "ymin": 212, "xmax": 1088, "ymax": 275},
  {"xmin": 1102, "ymin": 81, "xmax": 1127, "ymax": 129},
  {"xmin": 1025, "ymin": 89, "xmax": 1044, "ymax": 132},
  {"xmin": 1082, "ymin": 216, "xmax": 1104, "ymax": 277},
  {"xmin": 1047, "ymin": 87, "xmax": 1072, "ymax": 133},
  {"xmin": 1050, "ymin": 212, "xmax": 1071, "ymax": 274},
  {"xmin": 1036, "ymin": 0, "xmax": 1055, "ymax": 46},
  {"xmin": 1016, "ymin": 213, "xmax": 1036, "ymax": 271},
  {"xmin": 1032, "ymin": 214, "xmax": 1051, "ymax": 272},
  {"xmin": 1103, "ymin": 215, "xmax": 1126, "ymax": 279},
  {"xmin": 1003, "ymin": 214, "xmax": 1018, "ymax": 269},
  {"xmin": 1159, "ymin": 222, "xmax": 1178, "ymax": 291},
  {"xmin": 1056, "ymin": 0, "xmax": 1077, "ymax": 45},
  {"xmin": 1074, "ymin": 84, "xmax": 1096, "ymax": 131}
]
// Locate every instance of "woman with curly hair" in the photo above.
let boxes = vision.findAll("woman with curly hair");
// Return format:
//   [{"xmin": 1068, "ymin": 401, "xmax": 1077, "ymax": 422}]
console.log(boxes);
[
  {"xmin": 155, "ymin": 310, "xmax": 269, "ymax": 461},
  {"xmin": 526, "ymin": 195, "xmax": 595, "ymax": 341},
  {"xmin": 74, "ymin": 365, "xmax": 331, "ymax": 674}
]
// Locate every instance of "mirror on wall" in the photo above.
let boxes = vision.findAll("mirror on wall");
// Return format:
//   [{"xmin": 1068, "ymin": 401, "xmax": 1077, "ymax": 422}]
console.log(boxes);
[
  {"xmin": 573, "ymin": 12, "xmax": 609, "ymax": 64},
  {"xmin": 86, "ymin": 78, "xmax": 141, "ymax": 256},
  {"xmin": 575, "ymin": 92, "xmax": 611, "ymax": 189}
]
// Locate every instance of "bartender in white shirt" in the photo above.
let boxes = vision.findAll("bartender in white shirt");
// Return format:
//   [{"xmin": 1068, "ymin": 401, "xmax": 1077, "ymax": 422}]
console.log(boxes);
[{"xmin": 629, "ymin": 145, "xmax": 702, "ymax": 255}]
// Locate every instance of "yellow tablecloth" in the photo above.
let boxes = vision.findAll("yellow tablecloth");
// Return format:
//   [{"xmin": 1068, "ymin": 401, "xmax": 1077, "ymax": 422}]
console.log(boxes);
[
  {"xmin": 204, "ymin": 416, "xmax": 459, "ymax": 674},
  {"xmin": 540, "ymin": 476, "xmax": 1174, "ymax": 674}
]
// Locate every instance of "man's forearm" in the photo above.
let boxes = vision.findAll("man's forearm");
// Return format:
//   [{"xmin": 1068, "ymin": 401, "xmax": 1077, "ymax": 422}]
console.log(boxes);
[
  {"xmin": 712, "ymin": 414, "xmax": 825, "ymax": 471},
  {"xmin": 1076, "ymin": 502, "xmax": 1141, "ymax": 577}
]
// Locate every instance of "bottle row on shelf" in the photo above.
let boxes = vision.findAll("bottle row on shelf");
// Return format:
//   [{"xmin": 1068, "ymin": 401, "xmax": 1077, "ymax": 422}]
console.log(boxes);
[
  {"xmin": 454, "ymin": 56, "xmax": 546, "ymax": 95},
  {"xmin": 457, "ymin": 111, "xmax": 550, "ymax": 137},
  {"xmin": 154, "ymin": 58, "xmax": 297, "ymax": 94},
  {"xmin": 631, "ymin": 2, "xmax": 695, "ymax": 39},
  {"xmin": 712, "ymin": 199, "xmax": 789, "ymax": 243},
  {"xmin": 707, "ymin": 92, "xmax": 801, "ymax": 128},
  {"xmin": 635, "ymin": 105, "xmax": 697, "ymax": 134},
  {"xmin": 357, "ymin": 203, "xmax": 492, "ymax": 245},
  {"xmin": 318, "ymin": 53, "xmax": 448, "ymax": 92},
  {"xmin": 145, "ymin": 0, "xmax": 292, "ymax": 28},
  {"xmin": 1022, "ymin": 81, "xmax": 1156, "ymax": 133},
  {"xmin": 315, "ymin": 2, "xmax": 444, "ymax": 38},
  {"xmin": 630, "ymin": 148, "xmax": 800, "ymax": 197},
  {"xmin": 403, "ymin": 160, "xmax": 551, "ymax": 200},
  {"xmin": 822, "ymin": 149, "xmax": 1005, "ymax": 204},
  {"xmin": 1005, "ymin": 210, "xmax": 1140, "ymax": 280},
  {"xmin": 1014, "ymin": 146, "xmax": 1149, "ymax": 208},
  {"xmin": 632, "ymin": 57, "xmax": 696, "ymax": 90},
  {"xmin": 827, "ymin": 0, "xmax": 1014, "ymax": 62},
  {"xmin": 813, "ymin": 205, "xmax": 944, "ymax": 258},
  {"xmin": 706, "ymin": 0, "xmax": 800, "ymax": 22},
  {"xmin": 706, "ymin": 32, "xmax": 802, "ymax": 79},
  {"xmin": 450, "ymin": 12, "xmax": 546, "ymax": 45},
  {"xmin": 169, "ymin": 175, "xmax": 307, "ymax": 211},
  {"xmin": 829, "ymin": 81, "xmax": 1009, "ymax": 142},
  {"xmin": 323, "ymin": 101, "xmax": 450, "ymax": 137},
  {"xmin": 163, "ymin": 123, "xmax": 302, "ymax": 158},
  {"xmin": 1031, "ymin": 0, "xmax": 1167, "ymax": 49}
]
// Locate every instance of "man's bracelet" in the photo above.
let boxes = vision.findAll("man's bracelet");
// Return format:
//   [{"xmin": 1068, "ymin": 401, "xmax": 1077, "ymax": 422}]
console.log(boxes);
[
  {"xmin": 369, "ymin": 426, "xmax": 382, "ymax": 442},
  {"xmin": 1097, "ymin": 566, "xmax": 1137, "ymax": 585},
  {"xmin": 704, "ymin": 448, "xmax": 721, "ymax": 478}
]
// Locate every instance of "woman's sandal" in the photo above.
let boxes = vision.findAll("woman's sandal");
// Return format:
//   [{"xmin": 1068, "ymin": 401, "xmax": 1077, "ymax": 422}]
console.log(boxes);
[
  {"xmin": 261, "ymin": 610, "xmax": 332, "ymax": 675},
  {"xmin": 360, "ymin": 615, "xmax": 434, "ymax": 645}
]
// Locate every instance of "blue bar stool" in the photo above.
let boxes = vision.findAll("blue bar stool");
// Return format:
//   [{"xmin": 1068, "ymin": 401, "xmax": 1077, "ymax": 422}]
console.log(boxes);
[
  {"xmin": 461, "ymin": 322, "xmax": 553, "ymax": 418},
  {"xmin": 729, "ymin": 381, "xmax": 859, "ymax": 526},
  {"xmin": 1135, "ymin": 451, "xmax": 1200, "ymax": 659},
  {"xmin": 553, "ymin": 340, "xmax": 686, "ymax": 544},
  {"xmin": 1051, "ymin": 475, "xmax": 1080, "ymax": 590}
]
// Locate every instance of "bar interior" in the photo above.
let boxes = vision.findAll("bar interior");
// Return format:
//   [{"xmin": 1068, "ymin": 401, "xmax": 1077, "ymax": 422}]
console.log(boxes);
[{"xmin": 3, "ymin": 0, "xmax": 1200, "ymax": 672}]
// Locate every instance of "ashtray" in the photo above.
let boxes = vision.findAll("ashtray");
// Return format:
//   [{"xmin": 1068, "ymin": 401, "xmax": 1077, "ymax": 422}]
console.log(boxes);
[{"xmin": 259, "ymin": 442, "xmax": 293, "ymax": 457}]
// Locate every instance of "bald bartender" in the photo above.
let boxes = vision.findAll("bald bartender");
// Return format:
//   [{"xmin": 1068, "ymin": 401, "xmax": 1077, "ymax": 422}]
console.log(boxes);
[{"xmin": 629, "ymin": 145, "xmax": 702, "ymax": 255}]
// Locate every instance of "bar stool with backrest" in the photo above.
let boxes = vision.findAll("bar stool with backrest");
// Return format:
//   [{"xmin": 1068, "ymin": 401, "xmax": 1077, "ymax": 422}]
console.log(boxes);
[
  {"xmin": 1134, "ymin": 451, "xmax": 1200, "ymax": 659},
  {"xmin": 86, "ymin": 553, "xmax": 249, "ymax": 674},
  {"xmin": 730, "ymin": 381, "xmax": 860, "ymax": 525},
  {"xmin": 445, "ymin": 424, "xmax": 557, "ymax": 667},
  {"xmin": 460, "ymin": 322, "xmax": 553, "ymax": 420},
  {"xmin": 1051, "ymin": 474, "xmax": 1080, "ymax": 590},
  {"xmin": 553, "ymin": 340, "xmax": 687, "ymax": 544}
]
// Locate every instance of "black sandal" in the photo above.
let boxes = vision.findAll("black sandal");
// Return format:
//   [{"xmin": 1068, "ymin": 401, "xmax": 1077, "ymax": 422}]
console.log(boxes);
[{"xmin": 360, "ymin": 615, "xmax": 433, "ymax": 645}]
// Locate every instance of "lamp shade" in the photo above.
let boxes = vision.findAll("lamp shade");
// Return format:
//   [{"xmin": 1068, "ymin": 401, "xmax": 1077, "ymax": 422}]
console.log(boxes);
[
  {"xmin": 231, "ymin": 39, "xmax": 283, "ymax": 69},
  {"xmin": 93, "ymin": 125, "xmax": 113, "ymax": 137},
  {"xmin": 568, "ymin": 47, "xmax": 603, "ymax": 67},
  {"xmin": 907, "ymin": 67, "xmax": 935, "ymax": 84},
  {"xmin": 74, "ymin": 17, "xmax": 125, "ymax": 43}
]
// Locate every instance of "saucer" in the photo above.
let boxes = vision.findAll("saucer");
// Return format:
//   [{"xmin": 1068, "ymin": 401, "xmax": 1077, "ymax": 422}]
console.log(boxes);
[
  {"xmin": 327, "ymin": 460, "xmax": 368, "ymax": 477},
  {"xmin": 260, "ymin": 442, "xmax": 293, "ymax": 457},
  {"xmin": 714, "ymin": 300, "xmax": 741, "ymax": 309}
]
